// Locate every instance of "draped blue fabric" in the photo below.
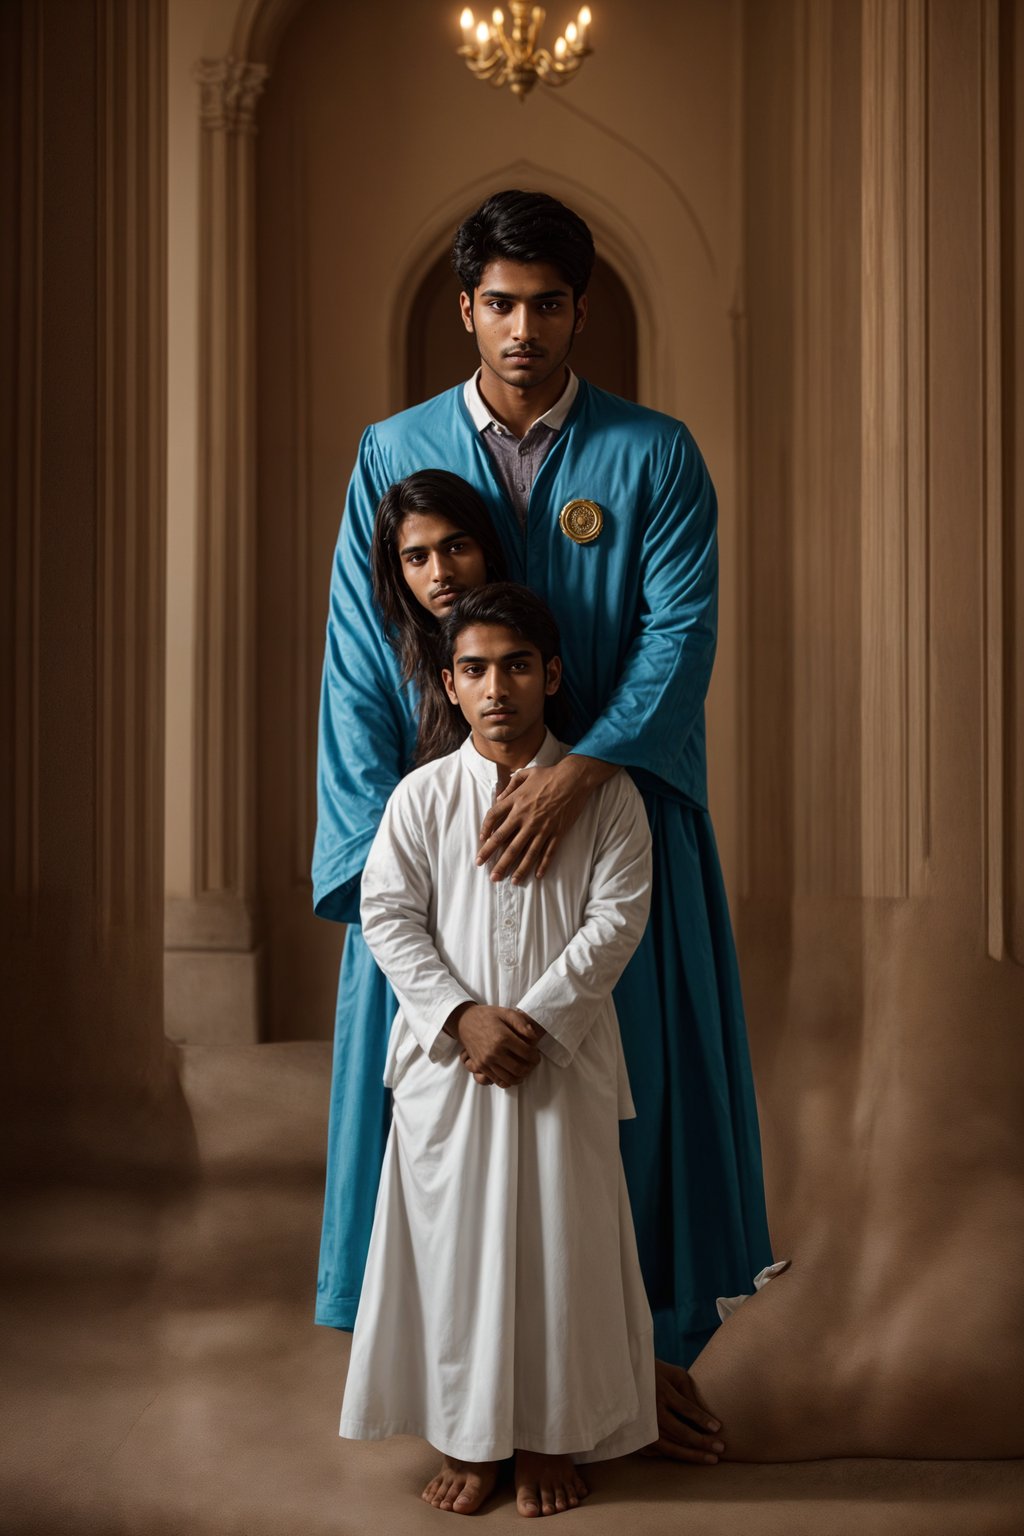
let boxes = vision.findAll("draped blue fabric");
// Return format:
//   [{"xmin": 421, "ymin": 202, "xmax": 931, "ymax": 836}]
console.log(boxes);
[{"xmin": 313, "ymin": 380, "xmax": 772, "ymax": 1364}]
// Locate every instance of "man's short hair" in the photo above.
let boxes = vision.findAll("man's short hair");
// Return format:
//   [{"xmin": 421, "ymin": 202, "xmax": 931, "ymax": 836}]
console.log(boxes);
[
  {"xmin": 441, "ymin": 582, "xmax": 562, "ymax": 669},
  {"xmin": 451, "ymin": 190, "xmax": 596, "ymax": 303}
]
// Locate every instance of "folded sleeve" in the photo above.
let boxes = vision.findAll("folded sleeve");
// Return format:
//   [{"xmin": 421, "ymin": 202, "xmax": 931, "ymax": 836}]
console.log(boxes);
[
  {"xmin": 359, "ymin": 782, "xmax": 473, "ymax": 1062},
  {"xmin": 570, "ymin": 425, "xmax": 717, "ymax": 796},
  {"xmin": 515, "ymin": 774, "xmax": 653, "ymax": 1066}
]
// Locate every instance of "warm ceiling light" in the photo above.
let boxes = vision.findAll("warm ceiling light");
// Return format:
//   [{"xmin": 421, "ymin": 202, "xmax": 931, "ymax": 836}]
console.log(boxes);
[{"xmin": 456, "ymin": 2, "xmax": 594, "ymax": 102}]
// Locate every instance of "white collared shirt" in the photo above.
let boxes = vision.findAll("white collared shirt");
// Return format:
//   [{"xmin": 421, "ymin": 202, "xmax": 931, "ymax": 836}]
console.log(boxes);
[
  {"xmin": 462, "ymin": 368, "xmax": 579, "ymax": 435},
  {"xmin": 463, "ymin": 369, "xmax": 579, "ymax": 526}
]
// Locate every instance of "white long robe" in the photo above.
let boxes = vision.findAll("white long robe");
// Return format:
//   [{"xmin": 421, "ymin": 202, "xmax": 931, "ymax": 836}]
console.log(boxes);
[{"xmin": 339, "ymin": 730, "xmax": 658, "ymax": 1462}]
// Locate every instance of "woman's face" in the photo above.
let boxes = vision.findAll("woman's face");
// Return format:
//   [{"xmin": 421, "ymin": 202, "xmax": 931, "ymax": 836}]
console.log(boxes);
[{"xmin": 395, "ymin": 510, "xmax": 488, "ymax": 619}]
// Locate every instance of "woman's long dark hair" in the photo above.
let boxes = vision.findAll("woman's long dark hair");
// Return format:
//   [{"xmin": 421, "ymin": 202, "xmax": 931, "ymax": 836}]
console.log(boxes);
[{"xmin": 371, "ymin": 470, "xmax": 507, "ymax": 764}]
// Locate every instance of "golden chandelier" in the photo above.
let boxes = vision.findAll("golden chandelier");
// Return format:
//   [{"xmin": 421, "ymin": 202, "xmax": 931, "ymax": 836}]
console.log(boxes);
[{"xmin": 457, "ymin": 3, "xmax": 593, "ymax": 102}]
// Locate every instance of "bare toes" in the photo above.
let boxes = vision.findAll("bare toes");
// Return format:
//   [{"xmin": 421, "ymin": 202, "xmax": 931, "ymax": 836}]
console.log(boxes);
[
  {"xmin": 453, "ymin": 1479, "xmax": 482, "ymax": 1512},
  {"xmin": 429, "ymin": 1459, "xmax": 499, "ymax": 1515},
  {"xmin": 515, "ymin": 1453, "xmax": 589, "ymax": 1517},
  {"xmin": 517, "ymin": 1482, "xmax": 541, "ymax": 1517},
  {"xmin": 426, "ymin": 1467, "xmax": 456, "ymax": 1509}
]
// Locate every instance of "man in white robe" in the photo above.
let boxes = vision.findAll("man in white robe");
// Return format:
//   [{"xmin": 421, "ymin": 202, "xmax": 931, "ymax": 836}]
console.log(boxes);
[{"xmin": 340, "ymin": 583, "xmax": 657, "ymax": 1516}]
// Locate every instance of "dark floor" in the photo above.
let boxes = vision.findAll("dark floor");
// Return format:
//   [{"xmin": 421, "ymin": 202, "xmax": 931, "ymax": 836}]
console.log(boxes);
[{"xmin": 2, "ymin": 1044, "xmax": 1021, "ymax": 1535}]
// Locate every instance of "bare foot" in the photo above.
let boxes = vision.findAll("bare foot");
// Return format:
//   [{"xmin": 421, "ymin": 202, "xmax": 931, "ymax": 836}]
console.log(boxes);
[
  {"xmin": 514, "ymin": 1450, "xmax": 589, "ymax": 1517},
  {"xmin": 422, "ymin": 1455, "xmax": 499, "ymax": 1514}
]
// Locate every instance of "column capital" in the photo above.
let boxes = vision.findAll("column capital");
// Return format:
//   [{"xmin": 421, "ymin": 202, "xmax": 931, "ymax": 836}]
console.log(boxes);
[{"xmin": 194, "ymin": 56, "xmax": 268, "ymax": 133}]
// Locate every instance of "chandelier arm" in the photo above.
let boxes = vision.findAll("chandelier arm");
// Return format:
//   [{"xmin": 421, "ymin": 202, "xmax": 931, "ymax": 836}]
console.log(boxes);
[
  {"xmin": 534, "ymin": 49, "xmax": 585, "ymax": 81},
  {"xmin": 539, "ymin": 66, "xmax": 584, "ymax": 87},
  {"xmin": 481, "ymin": 51, "xmax": 512, "ymax": 84},
  {"xmin": 456, "ymin": 44, "xmax": 500, "ymax": 64},
  {"xmin": 468, "ymin": 58, "xmax": 507, "ymax": 81},
  {"xmin": 464, "ymin": 46, "xmax": 505, "ymax": 72}
]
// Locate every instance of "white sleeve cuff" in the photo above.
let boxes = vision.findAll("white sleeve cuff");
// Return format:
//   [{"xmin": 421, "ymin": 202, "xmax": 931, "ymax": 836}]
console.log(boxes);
[{"xmin": 418, "ymin": 987, "xmax": 476, "ymax": 1064}]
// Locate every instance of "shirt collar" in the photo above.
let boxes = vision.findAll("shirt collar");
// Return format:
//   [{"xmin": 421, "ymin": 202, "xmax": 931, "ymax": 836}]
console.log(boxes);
[
  {"xmin": 458, "ymin": 727, "xmax": 564, "ymax": 789},
  {"xmin": 463, "ymin": 369, "xmax": 579, "ymax": 438}
]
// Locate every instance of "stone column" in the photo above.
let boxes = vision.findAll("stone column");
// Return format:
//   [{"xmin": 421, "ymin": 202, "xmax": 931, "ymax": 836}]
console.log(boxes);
[
  {"xmin": 1, "ymin": 0, "xmax": 184, "ymax": 1175},
  {"xmin": 163, "ymin": 55, "xmax": 268, "ymax": 1044}
]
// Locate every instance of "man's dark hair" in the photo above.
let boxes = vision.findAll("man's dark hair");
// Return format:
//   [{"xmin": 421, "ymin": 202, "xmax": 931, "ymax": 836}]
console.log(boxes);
[
  {"xmin": 441, "ymin": 582, "xmax": 571, "ymax": 740},
  {"xmin": 451, "ymin": 190, "xmax": 595, "ymax": 303},
  {"xmin": 371, "ymin": 470, "xmax": 507, "ymax": 766}
]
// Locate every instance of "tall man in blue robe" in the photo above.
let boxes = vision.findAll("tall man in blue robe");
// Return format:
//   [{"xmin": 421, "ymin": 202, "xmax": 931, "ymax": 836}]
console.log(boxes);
[{"xmin": 314, "ymin": 190, "xmax": 772, "ymax": 1462}]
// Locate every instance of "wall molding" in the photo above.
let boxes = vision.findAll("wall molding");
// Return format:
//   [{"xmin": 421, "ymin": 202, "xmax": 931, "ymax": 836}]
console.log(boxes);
[
  {"xmin": 780, "ymin": 0, "xmax": 865, "ymax": 899},
  {"xmin": 860, "ymin": 0, "xmax": 929, "ymax": 899},
  {"xmin": 230, "ymin": 0, "xmax": 309, "ymax": 66},
  {"xmin": 1006, "ymin": 0, "xmax": 1024, "ymax": 966},
  {"xmin": 288, "ymin": 122, "xmax": 313, "ymax": 888},
  {"xmin": 195, "ymin": 56, "xmax": 267, "ymax": 133},
  {"xmin": 791, "ymin": 0, "xmax": 836, "ymax": 895},
  {"xmin": 171, "ymin": 49, "xmax": 268, "ymax": 1040},
  {"xmin": 10, "ymin": 2, "xmax": 42, "ymax": 912},
  {"xmin": 95, "ymin": 0, "xmax": 167, "ymax": 935},
  {"xmin": 192, "ymin": 53, "xmax": 266, "ymax": 904},
  {"xmin": 982, "ymin": 0, "xmax": 1005, "ymax": 959}
]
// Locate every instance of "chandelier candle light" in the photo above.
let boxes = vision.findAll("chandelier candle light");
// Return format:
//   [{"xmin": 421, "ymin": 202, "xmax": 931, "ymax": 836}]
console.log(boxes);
[{"xmin": 457, "ymin": 3, "xmax": 593, "ymax": 101}]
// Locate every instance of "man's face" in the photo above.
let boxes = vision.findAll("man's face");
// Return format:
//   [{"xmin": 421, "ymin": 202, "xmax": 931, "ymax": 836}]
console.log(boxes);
[
  {"xmin": 459, "ymin": 259, "xmax": 587, "ymax": 394},
  {"xmin": 396, "ymin": 511, "xmax": 489, "ymax": 619},
  {"xmin": 442, "ymin": 623, "xmax": 562, "ymax": 744}
]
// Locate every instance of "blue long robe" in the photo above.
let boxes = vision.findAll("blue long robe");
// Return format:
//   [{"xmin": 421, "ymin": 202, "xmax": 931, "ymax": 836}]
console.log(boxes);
[{"xmin": 313, "ymin": 379, "xmax": 772, "ymax": 1365}]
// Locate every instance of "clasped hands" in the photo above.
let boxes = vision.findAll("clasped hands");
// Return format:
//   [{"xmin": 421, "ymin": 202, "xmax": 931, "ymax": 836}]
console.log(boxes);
[{"xmin": 443, "ymin": 1002, "xmax": 545, "ymax": 1089}]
